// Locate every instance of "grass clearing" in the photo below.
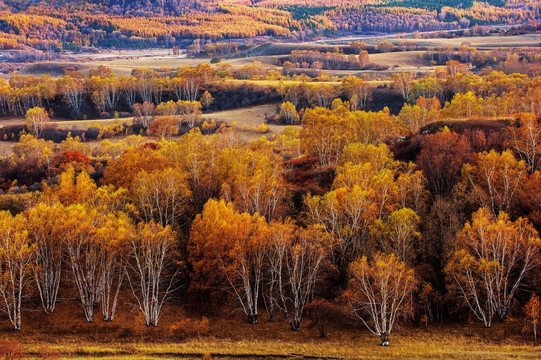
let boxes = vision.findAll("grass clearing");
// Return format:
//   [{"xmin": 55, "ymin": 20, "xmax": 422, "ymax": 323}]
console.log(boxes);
[
  {"xmin": 0, "ymin": 103, "xmax": 285, "ymax": 155},
  {"xmin": 2, "ymin": 294, "xmax": 538, "ymax": 360},
  {"xmin": 11, "ymin": 328, "xmax": 541, "ymax": 359}
]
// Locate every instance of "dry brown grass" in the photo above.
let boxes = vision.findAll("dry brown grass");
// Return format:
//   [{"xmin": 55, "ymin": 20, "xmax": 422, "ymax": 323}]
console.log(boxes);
[{"xmin": 1, "ymin": 289, "xmax": 539, "ymax": 360}]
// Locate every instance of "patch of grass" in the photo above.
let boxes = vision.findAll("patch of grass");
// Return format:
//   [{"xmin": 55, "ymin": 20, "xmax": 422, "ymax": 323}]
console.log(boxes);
[{"xmin": 3, "ymin": 296, "xmax": 539, "ymax": 360}]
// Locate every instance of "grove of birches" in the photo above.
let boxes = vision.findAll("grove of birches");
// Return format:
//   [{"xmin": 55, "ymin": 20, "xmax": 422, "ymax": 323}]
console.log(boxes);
[{"xmin": 1, "ymin": 48, "xmax": 541, "ymax": 346}]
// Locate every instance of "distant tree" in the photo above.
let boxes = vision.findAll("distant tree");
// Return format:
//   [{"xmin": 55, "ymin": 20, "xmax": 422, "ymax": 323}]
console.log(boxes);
[
  {"xmin": 446, "ymin": 60, "xmax": 469, "ymax": 76},
  {"xmin": 133, "ymin": 101, "xmax": 155, "ymax": 128},
  {"xmin": 148, "ymin": 116, "xmax": 178, "ymax": 141},
  {"xmin": 351, "ymin": 41, "xmax": 367, "ymax": 54},
  {"xmin": 177, "ymin": 100, "xmax": 202, "ymax": 128},
  {"xmin": 25, "ymin": 107, "xmax": 49, "ymax": 138},
  {"xmin": 376, "ymin": 41, "xmax": 394, "ymax": 53},
  {"xmin": 275, "ymin": 102, "xmax": 300, "ymax": 124},
  {"xmin": 200, "ymin": 91, "xmax": 214, "ymax": 109},
  {"xmin": 358, "ymin": 50, "xmax": 370, "ymax": 68},
  {"xmin": 342, "ymin": 76, "xmax": 371, "ymax": 110},
  {"xmin": 392, "ymin": 73, "xmax": 414, "ymax": 100},
  {"xmin": 61, "ymin": 76, "xmax": 85, "ymax": 116},
  {"xmin": 155, "ymin": 100, "xmax": 178, "ymax": 117}
]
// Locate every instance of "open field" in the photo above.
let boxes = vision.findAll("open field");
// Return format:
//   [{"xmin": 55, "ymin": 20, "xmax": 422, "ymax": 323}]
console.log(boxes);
[
  {"xmin": 11, "ymin": 337, "xmax": 540, "ymax": 360},
  {"xmin": 394, "ymin": 34, "xmax": 541, "ymax": 49},
  {"xmin": 0, "ymin": 103, "xmax": 280, "ymax": 131},
  {"xmin": 321, "ymin": 33, "xmax": 541, "ymax": 48},
  {"xmin": 0, "ymin": 103, "xmax": 284, "ymax": 155},
  {"xmin": 4, "ymin": 32, "xmax": 537, "ymax": 81},
  {"xmin": 1, "ymin": 289, "xmax": 538, "ymax": 360},
  {"xmin": 2, "ymin": 292, "xmax": 539, "ymax": 360},
  {"xmin": 3, "ymin": 299, "xmax": 539, "ymax": 360}
]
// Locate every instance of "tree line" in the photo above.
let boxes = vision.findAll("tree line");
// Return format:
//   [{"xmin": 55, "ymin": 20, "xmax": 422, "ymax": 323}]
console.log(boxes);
[{"xmin": 2, "ymin": 91, "xmax": 541, "ymax": 344}]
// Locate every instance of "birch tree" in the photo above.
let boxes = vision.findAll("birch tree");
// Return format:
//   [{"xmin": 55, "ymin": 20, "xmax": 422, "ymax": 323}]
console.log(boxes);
[
  {"xmin": 446, "ymin": 208, "xmax": 541, "ymax": 327},
  {"xmin": 0, "ymin": 211, "xmax": 34, "ymax": 330},
  {"xmin": 189, "ymin": 199, "xmax": 269, "ymax": 324},
  {"xmin": 27, "ymin": 203, "xmax": 64, "ymax": 314},
  {"xmin": 98, "ymin": 213, "xmax": 132, "ymax": 321},
  {"xmin": 345, "ymin": 253, "xmax": 417, "ymax": 346},
  {"xmin": 25, "ymin": 106, "xmax": 49, "ymax": 139},
  {"xmin": 60, "ymin": 205, "xmax": 104, "ymax": 322},
  {"xmin": 133, "ymin": 167, "xmax": 192, "ymax": 227},
  {"xmin": 126, "ymin": 221, "xmax": 178, "ymax": 327},
  {"xmin": 267, "ymin": 222, "xmax": 329, "ymax": 330},
  {"xmin": 507, "ymin": 114, "xmax": 541, "ymax": 173},
  {"xmin": 462, "ymin": 149, "xmax": 527, "ymax": 215},
  {"xmin": 392, "ymin": 72, "xmax": 414, "ymax": 100}
]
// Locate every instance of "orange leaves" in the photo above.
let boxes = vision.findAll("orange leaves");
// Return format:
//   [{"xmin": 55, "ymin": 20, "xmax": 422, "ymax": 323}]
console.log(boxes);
[
  {"xmin": 417, "ymin": 129, "xmax": 473, "ymax": 195},
  {"xmin": 189, "ymin": 199, "xmax": 269, "ymax": 289},
  {"xmin": 188, "ymin": 199, "xmax": 269, "ymax": 322},
  {"xmin": 148, "ymin": 116, "xmax": 179, "ymax": 140},
  {"xmin": 217, "ymin": 145, "xmax": 288, "ymax": 221},
  {"xmin": 275, "ymin": 101, "xmax": 300, "ymax": 124},
  {"xmin": 507, "ymin": 113, "xmax": 541, "ymax": 173},
  {"xmin": 305, "ymin": 142, "xmax": 424, "ymax": 270},
  {"xmin": 103, "ymin": 145, "xmax": 165, "ymax": 189},
  {"xmin": 524, "ymin": 294, "xmax": 541, "ymax": 340},
  {"xmin": 301, "ymin": 105, "xmax": 402, "ymax": 167}
]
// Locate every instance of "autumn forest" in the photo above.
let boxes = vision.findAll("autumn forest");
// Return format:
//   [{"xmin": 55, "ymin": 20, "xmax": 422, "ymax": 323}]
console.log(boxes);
[{"xmin": 0, "ymin": 0, "xmax": 541, "ymax": 359}]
